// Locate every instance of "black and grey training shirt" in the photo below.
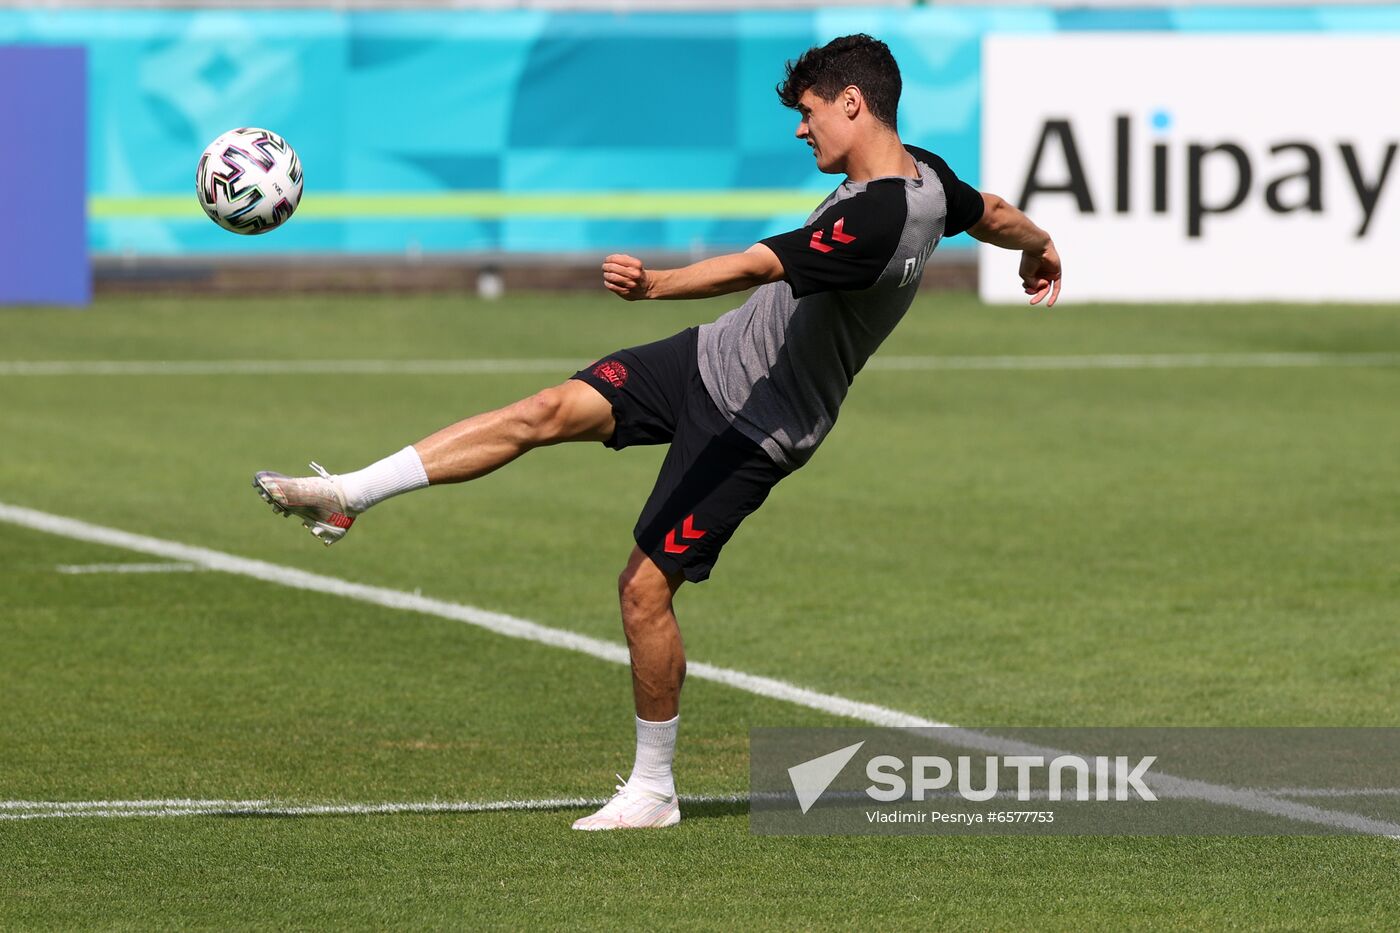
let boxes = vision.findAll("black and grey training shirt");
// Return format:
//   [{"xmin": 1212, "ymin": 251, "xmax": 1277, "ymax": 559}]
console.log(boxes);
[{"xmin": 696, "ymin": 145, "xmax": 985, "ymax": 470}]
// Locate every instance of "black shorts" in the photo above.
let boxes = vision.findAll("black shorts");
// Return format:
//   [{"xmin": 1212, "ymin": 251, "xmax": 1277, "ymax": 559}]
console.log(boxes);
[{"xmin": 572, "ymin": 327, "xmax": 789, "ymax": 583}]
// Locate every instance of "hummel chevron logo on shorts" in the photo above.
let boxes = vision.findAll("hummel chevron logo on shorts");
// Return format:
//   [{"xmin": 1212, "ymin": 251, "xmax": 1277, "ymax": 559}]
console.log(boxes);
[{"xmin": 663, "ymin": 514, "xmax": 707, "ymax": 555}]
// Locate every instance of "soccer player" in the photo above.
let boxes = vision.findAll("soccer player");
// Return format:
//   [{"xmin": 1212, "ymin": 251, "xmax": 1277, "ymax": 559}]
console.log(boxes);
[{"xmin": 253, "ymin": 34, "xmax": 1061, "ymax": 830}]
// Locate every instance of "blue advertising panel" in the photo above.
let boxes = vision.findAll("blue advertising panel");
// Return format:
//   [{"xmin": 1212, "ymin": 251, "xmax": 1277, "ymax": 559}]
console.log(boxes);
[{"xmin": 0, "ymin": 45, "xmax": 88, "ymax": 303}]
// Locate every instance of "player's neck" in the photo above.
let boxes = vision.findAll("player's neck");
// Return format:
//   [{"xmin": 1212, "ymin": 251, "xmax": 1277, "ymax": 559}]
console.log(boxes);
[{"xmin": 842, "ymin": 134, "xmax": 916, "ymax": 184}]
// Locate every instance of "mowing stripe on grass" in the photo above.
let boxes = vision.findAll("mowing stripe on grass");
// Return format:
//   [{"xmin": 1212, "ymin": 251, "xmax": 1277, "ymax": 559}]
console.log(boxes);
[
  {"xmin": 1, "ymin": 352, "xmax": 1399, "ymax": 378},
  {"xmin": 3, "ymin": 500, "xmax": 1398, "ymax": 838}
]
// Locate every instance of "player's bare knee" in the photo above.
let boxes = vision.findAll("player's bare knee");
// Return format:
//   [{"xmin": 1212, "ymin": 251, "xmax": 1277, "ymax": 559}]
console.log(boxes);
[
  {"xmin": 618, "ymin": 565, "xmax": 669, "ymax": 627},
  {"xmin": 515, "ymin": 387, "xmax": 568, "ymax": 443},
  {"xmin": 616, "ymin": 565, "xmax": 644, "ymax": 612}
]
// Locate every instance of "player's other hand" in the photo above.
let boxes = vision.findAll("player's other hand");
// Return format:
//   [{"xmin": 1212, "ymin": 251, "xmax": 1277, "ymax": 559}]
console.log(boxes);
[
  {"xmin": 1019, "ymin": 240, "xmax": 1062, "ymax": 307},
  {"xmin": 603, "ymin": 254, "xmax": 651, "ymax": 301}
]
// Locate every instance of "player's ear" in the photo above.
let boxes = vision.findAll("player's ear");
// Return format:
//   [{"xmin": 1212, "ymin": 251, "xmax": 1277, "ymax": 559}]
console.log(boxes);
[{"xmin": 842, "ymin": 86, "xmax": 862, "ymax": 120}]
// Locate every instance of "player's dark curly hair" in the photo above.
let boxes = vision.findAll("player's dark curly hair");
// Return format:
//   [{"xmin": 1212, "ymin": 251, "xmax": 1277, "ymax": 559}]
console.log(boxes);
[{"xmin": 776, "ymin": 34, "xmax": 902, "ymax": 130}]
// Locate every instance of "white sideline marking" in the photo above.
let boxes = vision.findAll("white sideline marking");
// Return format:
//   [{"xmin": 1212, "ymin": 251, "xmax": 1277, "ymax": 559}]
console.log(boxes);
[
  {"xmin": 3, "ymin": 500, "xmax": 1398, "ymax": 838},
  {"xmin": 0, "ymin": 799, "xmax": 266, "ymax": 811},
  {"xmin": 4, "ymin": 789, "xmax": 1397, "ymax": 822},
  {"xmin": 1, "ymin": 352, "xmax": 1398, "ymax": 378},
  {"xmin": 0, "ymin": 359, "xmax": 582, "ymax": 376},
  {"xmin": 873, "ymin": 351, "xmax": 1400, "ymax": 372},
  {"xmin": 56, "ymin": 562, "xmax": 200, "ymax": 575},
  {"xmin": 1265, "ymin": 787, "xmax": 1400, "ymax": 798},
  {"xmin": 0, "ymin": 795, "xmax": 746, "ymax": 822}
]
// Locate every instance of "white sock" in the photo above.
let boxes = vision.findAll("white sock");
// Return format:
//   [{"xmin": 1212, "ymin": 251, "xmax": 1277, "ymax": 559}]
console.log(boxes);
[
  {"xmin": 626, "ymin": 714, "xmax": 679, "ymax": 798},
  {"xmin": 337, "ymin": 445, "xmax": 429, "ymax": 513}
]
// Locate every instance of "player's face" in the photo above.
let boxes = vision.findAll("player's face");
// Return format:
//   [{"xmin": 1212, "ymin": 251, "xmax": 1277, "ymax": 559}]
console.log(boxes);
[{"xmin": 794, "ymin": 89, "xmax": 854, "ymax": 174}]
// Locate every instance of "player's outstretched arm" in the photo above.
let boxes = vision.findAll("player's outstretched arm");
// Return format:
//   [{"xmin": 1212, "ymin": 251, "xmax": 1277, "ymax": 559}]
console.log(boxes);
[
  {"xmin": 602, "ymin": 245, "xmax": 786, "ymax": 301},
  {"xmin": 967, "ymin": 193, "xmax": 1062, "ymax": 307}
]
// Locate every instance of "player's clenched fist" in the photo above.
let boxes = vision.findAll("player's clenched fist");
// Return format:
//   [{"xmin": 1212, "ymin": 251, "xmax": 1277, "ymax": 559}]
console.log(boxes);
[{"xmin": 603, "ymin": 254, "xmax": 651, "ymax": 301}]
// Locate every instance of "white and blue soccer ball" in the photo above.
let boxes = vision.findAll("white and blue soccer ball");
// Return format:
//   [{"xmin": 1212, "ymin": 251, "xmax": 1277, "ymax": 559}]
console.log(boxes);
[{"xmin": 196, "ymin": 127, "xmax": 303, "ymax": 235}]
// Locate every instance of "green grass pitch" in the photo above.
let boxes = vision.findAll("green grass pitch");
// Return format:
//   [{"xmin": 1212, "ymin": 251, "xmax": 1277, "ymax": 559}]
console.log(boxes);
[{"xmin": 2, "ymin": 291, "xmax": 1399, "ymax": 929}]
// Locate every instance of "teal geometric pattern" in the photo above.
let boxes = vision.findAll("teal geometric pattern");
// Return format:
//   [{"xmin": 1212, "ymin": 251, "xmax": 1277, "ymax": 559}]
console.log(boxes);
[{"xmin": 1, "ymin": 6, "xmax": 1394, "ymax": 256}]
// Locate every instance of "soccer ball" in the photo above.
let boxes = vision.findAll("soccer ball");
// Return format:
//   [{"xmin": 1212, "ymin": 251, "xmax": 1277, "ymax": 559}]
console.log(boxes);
[{"xmin": 196, "ymin": 127, "xmax": 303, "ymax": 235}]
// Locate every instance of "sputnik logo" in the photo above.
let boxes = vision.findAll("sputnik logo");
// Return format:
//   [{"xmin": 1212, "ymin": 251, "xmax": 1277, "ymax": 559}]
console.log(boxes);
[{"xmin": 787, "ymin": 741, "xmax": 865, "ymax": 814}]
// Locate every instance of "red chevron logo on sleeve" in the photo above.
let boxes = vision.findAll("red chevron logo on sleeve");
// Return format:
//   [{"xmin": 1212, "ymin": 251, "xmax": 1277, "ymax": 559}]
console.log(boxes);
[
  {"xmin": 808, "ymin": 217, "xmax": 855, "ymax": 253},
  {"xmin": 663, "ymin": 514, "xmax": 708, "ymax": 555}
]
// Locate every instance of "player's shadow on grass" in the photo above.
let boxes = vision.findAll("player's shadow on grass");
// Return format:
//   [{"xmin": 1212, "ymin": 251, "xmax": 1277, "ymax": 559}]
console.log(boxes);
[{"xmin": 677, "ymin": 797, "xmax": 750, "ymax": 821}]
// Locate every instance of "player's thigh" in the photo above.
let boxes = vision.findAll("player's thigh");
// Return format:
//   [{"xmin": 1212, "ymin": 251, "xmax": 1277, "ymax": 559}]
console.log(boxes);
[{"xmin": 536, "ymin": 378, "xmax": 616, "ymax": 444}]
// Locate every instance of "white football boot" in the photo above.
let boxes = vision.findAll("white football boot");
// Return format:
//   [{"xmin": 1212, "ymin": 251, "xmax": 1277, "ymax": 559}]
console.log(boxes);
[
  {"xmin": 571, "ymin": 776, "xmax": 680, "ymax": 831},
  {"xmin": 252, "ymin": 462, "xmax": 358, "ymax": 546}
]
